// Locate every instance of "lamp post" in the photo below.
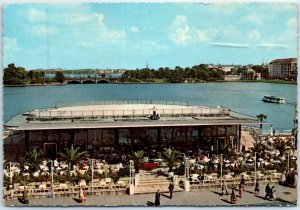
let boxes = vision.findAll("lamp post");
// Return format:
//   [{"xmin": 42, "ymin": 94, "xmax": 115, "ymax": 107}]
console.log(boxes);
[
  {"xmin": 287, "ymin": 150, "xmax": 290, "ymax": 170},
  {"xmin": 254, "ymin": 152, "xmax": 257, "ymax": 184},
  {"xmin": 9, "ymin": 162, "xmax": 12, "ymax": 184},
  {"xmin": 51, "ymin": 160, "xmax": 54, "ymax": 197},
  {"xmin": 91, "ymin": 159, "xmax": 94, "ymax": 194},
  {"xmin": 220, "ymin": 154, "xmax": 223, "ymax": 188}
]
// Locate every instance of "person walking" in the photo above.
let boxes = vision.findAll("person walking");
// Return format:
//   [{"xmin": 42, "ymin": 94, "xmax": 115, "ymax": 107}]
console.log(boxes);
[
  {"xmin": 155, "ymin": 189, "xmax": 161, "ymax": 206},
  {"xmin": 270, "ymin": 186, "xmax": 276, "ymax": 201},
  {"xmin": 231, "ymin": 188, "xmax": 237, "ymax": 204},
  {"xmin": 79, "ymin": 188, "xmax": 84, "ymax": 203},
  {"xmin": 240, "ymin": 175, "xmax": 245, "ymax": 190},
  {"xmin": 22, "ymin": 186, "xmax": 28, "ymax": 204},
  {"xmin": 254, "ymin": 182, "xmax": 260, "ymax": 195},
  {"xmin": 293, "ymin": 172, "xmax": 298, "ymax": 188},
  {"xmin": 168, "ymin": 181, "xmax": 174, "ymax": 199},
  {"xmin": 221, "ymin": 180, "xmax": 229, "ymax": 195},
  {"xmin": 265, "ymin": 183, "xmax": 271, "ymax": 200},
  {"xmin": 239, "ymin": 183, "xmax": 243, "ymax": 198}
]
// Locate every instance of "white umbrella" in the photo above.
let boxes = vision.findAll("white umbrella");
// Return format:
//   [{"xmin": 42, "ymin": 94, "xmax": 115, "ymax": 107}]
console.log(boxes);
[
  {"xmin": 224, "ymin": 160, "xmax": 230, "ymax": 163},
  {"xmin": 291, "ymin": 156, "xmax": 297, "ymax": 160},
  {"xmin": 258, "ymin": 158, "xmax": 263, "ymax": 161},
  {"xmin": 247, "ymin": 159, "xmax": 254, "ymax": 162},
  {"xmin": 212, "ymin": 160, "xmax": 219, "ymax": 164},
  {"xmin": 225, "ymin": 164, "xmax": 230, "ymax": 167},
  {"xmin": 203, "ymin": 157, "xmax": 210, "ymax": 163}
]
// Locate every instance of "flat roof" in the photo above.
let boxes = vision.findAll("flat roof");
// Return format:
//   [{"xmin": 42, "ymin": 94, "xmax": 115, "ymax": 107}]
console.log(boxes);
[{"xmin": 5, "ymin": 103, "xmax": 264, "ymax": 131}]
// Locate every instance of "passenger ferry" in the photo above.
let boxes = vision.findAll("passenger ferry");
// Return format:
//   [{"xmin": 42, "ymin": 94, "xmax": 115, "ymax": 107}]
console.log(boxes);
[{"xmin": 262, "ymin": 96, "xmax": 286, "ymax": 104}]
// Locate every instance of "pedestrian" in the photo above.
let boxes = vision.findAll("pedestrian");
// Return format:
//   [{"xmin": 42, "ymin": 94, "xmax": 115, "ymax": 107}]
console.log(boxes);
[
  {"xmin": 293, "ymin": 172, "xmax": 297, "ymax": 188},
  {"xmin": 155, "ymin": 189, "xmax": 160, "ymax": 206},
  {"xmin": 270, "ymin": 186, "xmax": 276, "ymax": 201},
  {"xmin": 239, "ymin": 183, "xmax": 243, "ymax": 198},
  {"xmin": 265, "ymin": 183, "xmax": 271, "ymax": 200},
  {"xmin": 221, "ymin": 180, "xmax": 229, "ymax": 195},
  {"xmin": 83, "ymin": 188, "xmax": 87, "ymax": 201},
  {"xmin": 254, "ymin": 182, "xmax": 260, "ymax": 195},
  {"xmin": 168, "ymin": 181, "xmax": 174, "ymax": 199},
  {"xmin": 79, "ymin": 187, "xmax": 84, "ymax": 203},
  {"xmin": 230, "ymin": 188, "xmax": 237, "ymax": 204},
  {"xmin": 22, "ymin": 186, "xmax": 28, "ymax": 203},
  {"xmin": 152, "ymin": 106, "xmax": 157, "ymax": 116},
  {"xmin": 240, "ymin": 175, "xmax": 245, "ymax": 189}
]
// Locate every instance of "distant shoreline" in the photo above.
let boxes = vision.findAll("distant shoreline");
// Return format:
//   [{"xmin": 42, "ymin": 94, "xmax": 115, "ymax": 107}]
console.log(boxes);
[{"xmin": 3, "ymin": 80, "xmax": 296, "ymax": 87}]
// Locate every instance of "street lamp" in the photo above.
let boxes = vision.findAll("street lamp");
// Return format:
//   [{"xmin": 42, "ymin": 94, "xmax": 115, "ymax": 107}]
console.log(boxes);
[
  {"xmin": 220, "ymin": 154, "xmax": 223, "ymax": 189},
  {"xmin": 51, "ymin": 160, "xmax": 54, "ymax": 197},
  {"xmin": 254, "ymin": 152, "xmax": 257, "ymax": 184}
]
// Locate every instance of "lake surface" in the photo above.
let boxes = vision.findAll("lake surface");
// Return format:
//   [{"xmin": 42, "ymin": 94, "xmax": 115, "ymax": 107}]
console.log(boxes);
[{"xmin": 3, "ymin": 82, "xmax": 297, "ymax": 132}]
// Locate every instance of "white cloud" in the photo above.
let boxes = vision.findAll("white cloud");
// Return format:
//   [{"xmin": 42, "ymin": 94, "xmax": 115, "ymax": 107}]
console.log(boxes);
[
  {"xmin": 211, "ymin": 3, "xmax": 242, "ymax": 15},
  {"xmin": 195, "ymin": 30, "xmax": 210, "ymax": 43},
  {"xmin": 4, "ymin": 37, "xmax": 21, "ymax": 52},
  {"xmin": 257, "ymin": 43, "xmax": 289, "ymax": 49},
  {"xmin": 170, "ymin": 15, "xmax": 192, "ymax": 45},
  {"xmin": 247, "ymin": 30, "xmax": 261, "ymax": 40},
  {"xmin": 170, "ymin": 15, "xmax": 211, "ymax": 45},
  {"xmin": 241, "ymin": 14, "xmax": 263, "ymax": 25},
  {"xmin": 131, "ymin": 26, "xmax": 139, "ymax": 33},
  {"xmin": 99, "ymin": 30, "xmax": 126, "ymax": 42},
  {"xmin": 210, "ymin": 42, "xmax": 250, "ymax": 48},
  {"xmin": 94, "ymin": 13, "xmax": 105, "ymax": 28},
  {"xmin": 144, "ymin": 41, "xmax": 169, "ymax": 50},
  {"xmin": 287, "ymin": 18, "xmax": 297, "ymax": 27},
  {"xmin": 27, "ymin": 8, "xmax": 47, "ymax": 22},
  {"xmin": 28, "ymin": 24, "xmax": 57, "ymax": 37}
]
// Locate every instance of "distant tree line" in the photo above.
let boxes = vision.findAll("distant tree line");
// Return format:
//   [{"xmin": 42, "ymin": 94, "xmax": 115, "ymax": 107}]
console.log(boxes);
[
  {"xmin": 3, "ymin": 63, "xmax": 65, "ymax": 85},
  {"xmin": 120, "ymin": 64, "xmax": 224, "ymax": 83}
]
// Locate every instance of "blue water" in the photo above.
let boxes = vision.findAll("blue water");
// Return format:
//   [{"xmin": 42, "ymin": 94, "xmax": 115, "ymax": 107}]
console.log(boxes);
[{"xmin": 3, "ymin": 82, "xmax": 297, "ymax": 131}]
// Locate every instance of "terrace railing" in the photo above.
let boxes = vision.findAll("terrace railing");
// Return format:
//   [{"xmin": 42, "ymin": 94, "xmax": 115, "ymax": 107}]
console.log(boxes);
[
  {"xmin": 28, "ymin": 106, "xmax": 230, "ymax": 120},
  {"xmin": 56, "ymin": 99, "xmax": 189, "ymax": 108}
]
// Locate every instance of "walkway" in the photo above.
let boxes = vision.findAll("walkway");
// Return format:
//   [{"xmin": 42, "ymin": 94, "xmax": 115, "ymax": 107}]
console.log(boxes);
[{"xmin": 5, "ymin": 184, "xmax": 296, "ymax": 207}]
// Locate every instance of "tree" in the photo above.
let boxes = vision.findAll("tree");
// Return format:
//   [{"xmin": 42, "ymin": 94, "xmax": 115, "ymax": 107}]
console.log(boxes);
[
  {"xmin": 25, "ymin": 147, "xmax": 43, "ymax": 172},
  {"xmin": 3, "ymin": 63, "xmax": 28, "ymax": 85},
  {"xmin": 132, "ymin": 150, "xmax": 144, "ymax": 173},
  {"xmin": 162, "ymin": 148, "xmax": 181, "ymax": 172},
  {"xmin": 62, "ymin": 146, "xmax": 87, "ymax": 169},
  {"xmin": 256, "ymin": 114, "xmax": 267, "ymax": 129},
  {"xmin": 55, "ymin": 71, "xmax": 65, "ymax": 83}
]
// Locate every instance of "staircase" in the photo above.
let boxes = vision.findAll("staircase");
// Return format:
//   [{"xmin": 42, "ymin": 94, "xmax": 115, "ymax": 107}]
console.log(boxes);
[{"xmin": 134, "ymin": 170, "xmax": 185, "ymax": 194}]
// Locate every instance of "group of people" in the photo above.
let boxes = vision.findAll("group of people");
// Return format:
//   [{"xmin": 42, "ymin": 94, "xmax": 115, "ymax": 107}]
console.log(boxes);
[
  {"xmin": 265, "ymin": 183, "xmax": 276, "ymax": 201},
  {"xmin": 228, "ymin": 175, "xmax": 277, "ymax": 204},
  {"xmin": 154, "ymin": 181, "xmax": 174, "ymax": 206}
]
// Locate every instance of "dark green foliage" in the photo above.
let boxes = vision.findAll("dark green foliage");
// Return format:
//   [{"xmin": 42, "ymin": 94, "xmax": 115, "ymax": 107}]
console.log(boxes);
[
  {"xmin": 55, "ymin": 71, "xmax": 65, "ymax": 83},
  {"xmin": 3, "ymin": 63, "xmax": 28, "ymax": 85}
]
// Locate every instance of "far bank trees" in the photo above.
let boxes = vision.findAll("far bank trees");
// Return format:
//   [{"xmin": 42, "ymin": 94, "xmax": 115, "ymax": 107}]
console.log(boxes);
[{"xmin": 4, "ymin": 63, "xmax": 28, "ymax": 85}]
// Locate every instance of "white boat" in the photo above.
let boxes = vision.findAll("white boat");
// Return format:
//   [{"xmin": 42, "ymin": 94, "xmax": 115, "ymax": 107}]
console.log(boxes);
[{"xmin": 262, "ymin": 96, "xmax": 286, "ymax": 104}]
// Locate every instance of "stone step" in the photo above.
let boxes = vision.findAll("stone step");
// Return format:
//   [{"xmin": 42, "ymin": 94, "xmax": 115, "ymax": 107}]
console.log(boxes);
[{"xmin": 134, "ymin": 185, "xmax": 184, "ymax": 195}]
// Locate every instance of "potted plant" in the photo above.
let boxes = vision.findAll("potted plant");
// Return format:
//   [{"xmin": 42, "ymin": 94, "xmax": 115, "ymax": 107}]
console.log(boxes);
[
  {"xmin": 162, "ymin": 148, "xmax": 181, "ymax": 176},
  {"xmin": 132, "ymin": 150, "xmax": 144, "ymax": 173}
]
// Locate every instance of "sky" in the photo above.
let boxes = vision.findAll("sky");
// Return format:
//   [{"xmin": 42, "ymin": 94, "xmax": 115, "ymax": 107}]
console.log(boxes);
[{"xmin": 3, "ymin": 3, "xmax": 298, "ymax": 70}]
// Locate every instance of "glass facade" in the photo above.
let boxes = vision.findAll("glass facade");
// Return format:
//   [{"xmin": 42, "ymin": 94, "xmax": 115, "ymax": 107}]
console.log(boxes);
[{"xmin": 26, "ymin": 125, "xmax": 240, "ymax": 159}]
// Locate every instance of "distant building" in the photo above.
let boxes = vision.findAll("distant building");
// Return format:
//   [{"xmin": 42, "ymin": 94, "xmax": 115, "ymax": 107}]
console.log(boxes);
[
  {"xmin": 269, "ymin": 58, "xmax": 297, "ymax": 80},
  {"xmin": 224, "ymin": 74, "xmax": 242, "ymax": 81},
  {"xmin": 208, "ymin": 64, "xmax": 242, "ymax": 74}
]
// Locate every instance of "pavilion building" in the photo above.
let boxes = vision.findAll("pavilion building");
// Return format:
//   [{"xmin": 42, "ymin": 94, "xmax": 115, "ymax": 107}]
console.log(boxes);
[{"xmin": 4, "ymin": 100, "xmax": 263, "ymax": 160}]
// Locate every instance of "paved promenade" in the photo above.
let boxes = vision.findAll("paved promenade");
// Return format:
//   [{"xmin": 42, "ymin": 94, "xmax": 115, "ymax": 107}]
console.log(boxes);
[{"xmin": 4, "ymin": 184, "xmax": 297, "ymax": 207}]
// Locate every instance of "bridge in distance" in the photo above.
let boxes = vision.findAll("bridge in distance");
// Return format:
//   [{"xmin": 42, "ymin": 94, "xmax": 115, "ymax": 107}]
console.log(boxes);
[{"xmin": 46, "ymin": 69, "xmax": 126, "ymax": 84}]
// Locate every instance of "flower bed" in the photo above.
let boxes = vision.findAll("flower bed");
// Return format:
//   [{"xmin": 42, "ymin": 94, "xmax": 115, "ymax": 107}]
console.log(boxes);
[{"xmin": 141, "ymin": 163, "xmax": 159, "ymax": 170}]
